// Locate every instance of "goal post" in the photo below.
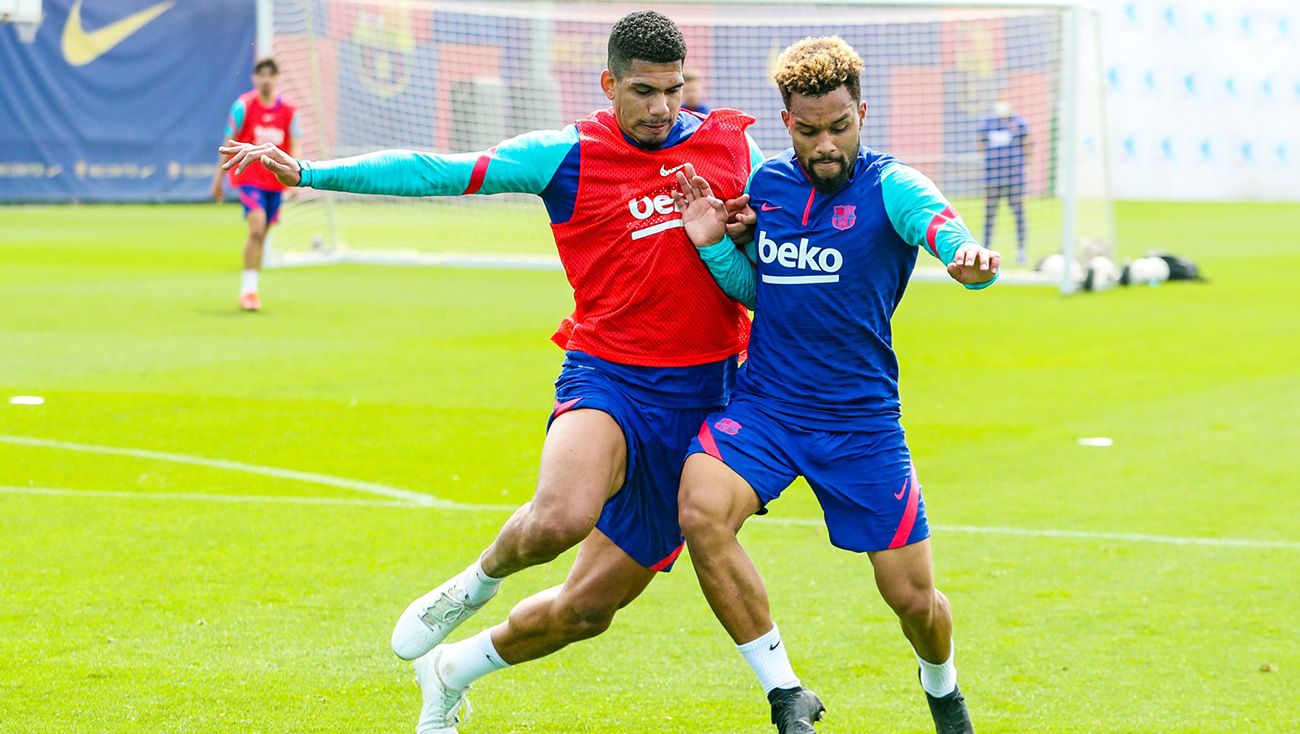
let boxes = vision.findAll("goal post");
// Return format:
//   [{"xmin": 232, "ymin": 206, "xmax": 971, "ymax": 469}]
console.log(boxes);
[{"xmin": 261, "ymin": 0, "xmax": 1113, "ymax": 293}]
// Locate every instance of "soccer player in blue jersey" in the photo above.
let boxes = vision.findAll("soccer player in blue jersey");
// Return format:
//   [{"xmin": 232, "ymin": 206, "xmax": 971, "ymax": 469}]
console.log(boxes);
[
  {"xmin": 220, "ymin": 11, "xmax": 763, "ymax": 734},
  {"xmin": 671, "ymin": 37, "xmax": 997, "ymax": 734}
]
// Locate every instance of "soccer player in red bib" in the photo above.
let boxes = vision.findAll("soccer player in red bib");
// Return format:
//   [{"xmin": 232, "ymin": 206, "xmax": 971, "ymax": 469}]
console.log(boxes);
[
  {"xmin": 213, "ymin": 57, "xmax": 300, "ymax": 312},
  {"xmin": 219, "ymin": 12, "xmax": 762, "ymax": 733}
]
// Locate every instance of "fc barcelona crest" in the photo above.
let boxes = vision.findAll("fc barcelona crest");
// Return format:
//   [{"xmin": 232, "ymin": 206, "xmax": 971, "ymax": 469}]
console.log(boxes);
[{"xmin": 831, "ymin": 205, "xmax": 856, "ymax": 231}]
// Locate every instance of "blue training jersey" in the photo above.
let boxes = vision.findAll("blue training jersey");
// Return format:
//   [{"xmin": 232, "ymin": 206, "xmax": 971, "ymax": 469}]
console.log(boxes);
[{"xmin": 698, "ymin": 147, "xmax": 995, "ymax": 429}]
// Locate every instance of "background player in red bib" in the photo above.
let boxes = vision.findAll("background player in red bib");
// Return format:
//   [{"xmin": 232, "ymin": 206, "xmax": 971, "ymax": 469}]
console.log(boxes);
[
  {"xmin": 220, "ymin": 12, "xmax": 762, "ymax": 733},
  {"xmin": 212, "ymin": 57, "xmax": 300, "ymax": 311}
]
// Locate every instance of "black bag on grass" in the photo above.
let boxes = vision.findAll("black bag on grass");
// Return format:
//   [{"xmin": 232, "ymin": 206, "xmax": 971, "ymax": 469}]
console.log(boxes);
[{"xmin": 1155, "ymin": 252, "xmax": 1205, "ymax": 281}]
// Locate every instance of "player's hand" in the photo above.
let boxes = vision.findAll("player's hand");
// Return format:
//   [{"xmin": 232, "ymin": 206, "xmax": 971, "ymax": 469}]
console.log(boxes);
[
  {"xmin": 725, "ymin": 196, "xmax": 756, "ymax": 246},
  {"xmin": 219, "ymin": 140, "xmax": 302, "ymax": 187},
  {"xmin": 671, "ymin": 162, "xmax": 728, "ymax": 248},
  {"xmin": 947, "ymin": 244, "xmax": 1001, "ymax": 285},
  {"xmin": 211, "ymin": 179, "xmax": 225, "ymax": 204}
]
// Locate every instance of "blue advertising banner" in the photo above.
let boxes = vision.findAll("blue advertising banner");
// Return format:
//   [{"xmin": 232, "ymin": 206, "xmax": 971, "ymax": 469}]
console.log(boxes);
[{"xmin": 0, "ymin": 0, "xmax": 255, "ymax": 202}]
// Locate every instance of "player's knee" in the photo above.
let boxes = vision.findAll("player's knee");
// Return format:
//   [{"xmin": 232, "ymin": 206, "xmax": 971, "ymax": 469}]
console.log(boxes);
[
  {"xmin": 247, "ymin": 212, "xmax": 268, "ymax": 237},
  {"xmin": 678, "ymin": 458, "xmax": 737, "ymax": 543},
  {"xmin": 555, "ymin": 594, "xmax": 617, "ymax": 641},
  {"xmin": 886, "ymin": 585, "xmax": 939, "ymax": 623},
  {"xmin": 678, "ymin": 488, "xmax": 726, "ymax": 542},
  {"xmin": 518, "ymin": 506, "xmax": 596, "ymax": 561}
]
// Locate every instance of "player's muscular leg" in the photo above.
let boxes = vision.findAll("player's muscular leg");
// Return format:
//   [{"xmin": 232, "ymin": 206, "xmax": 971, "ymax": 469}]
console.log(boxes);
[
  {"xmin": 489, "ymin": 528, "xmax": 654, "ymax": 664},
  {"xmin": 244, "ymin": 208, "xmax": 267, "ymax": 271},
  {"xmin": 870, "ymin": 539, "xmax": 953, "ymax": 663},
  {"xmin": 480, "ymin": 409, "xmax": 627, "ymax": 578},
  {"xmin": 678, "ymin": 453, "xmax": 771, "ymax": 644}
]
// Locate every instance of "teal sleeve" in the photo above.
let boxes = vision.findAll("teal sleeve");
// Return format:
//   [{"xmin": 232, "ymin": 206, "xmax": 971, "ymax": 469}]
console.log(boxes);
[
  {"xmin": 696, "ymin": 164, "xmax": 761, "ymax": 309},
  {"xmin": 297, "ymin": 126, "xmax": 578, "ymax": 197},
  {"xmin": 881, "ymin": 161, "xmax": 998, "ymax": 290},
  {"xmin": 224, "ymin": 98, "xmax": 245, "ymax": 139},
  {"xmin": 698, "ymin": 238, "xmax": 757, "ymax": 310},
  {"xmin": 746, "ymin": 133, "xmax": 764, "ymax": 171}
]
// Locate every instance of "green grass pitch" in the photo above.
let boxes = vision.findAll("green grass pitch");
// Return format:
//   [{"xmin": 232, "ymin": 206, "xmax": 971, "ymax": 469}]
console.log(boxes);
[{"xmin": 1, "ymin": 201, "xmax": 1296, "ymax": 732}]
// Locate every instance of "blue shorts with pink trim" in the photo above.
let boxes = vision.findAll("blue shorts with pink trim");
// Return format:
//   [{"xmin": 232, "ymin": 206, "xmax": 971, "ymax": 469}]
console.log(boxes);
[
  {"xmin": 239, "ymin": 186, "xmax": 283, "ymax": 225},
  {"xmin": 687, "ymin": 394, "xmax": 929, "ymax": 553},
  {"xmin": 548, "ymin": 352, "xmax": 728, "ymax": 572}
]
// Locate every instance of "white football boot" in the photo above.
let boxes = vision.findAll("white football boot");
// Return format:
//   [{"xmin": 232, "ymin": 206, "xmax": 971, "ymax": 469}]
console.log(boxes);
[
  {"xmin": 413, "ymin": 648, "xmax": 470, "ymax": 734},
  {"xmin": 392, "ymin": 572, "xmax": 498, "ymax": 660}
]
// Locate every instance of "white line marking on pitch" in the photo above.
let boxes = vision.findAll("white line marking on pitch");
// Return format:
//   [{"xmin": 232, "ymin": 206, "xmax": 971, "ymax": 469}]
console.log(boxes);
[
  {"xmin": 755, "ymin": 516, "xmax": 1300, "ymax": 550},
  {"xmin": 0, "ymin": 486, "xmax": 515, "ymax": 512},
  {"xmin": 5, "ymin": 435, "xmax": 1296, "ymax": 551},
  {"xmin": 0, "ymin": 486, "xmax": 421, "ymax": 509},
  {"xmin": 0, "ymin": 434, "xmax": 450, "ymax": 508}
]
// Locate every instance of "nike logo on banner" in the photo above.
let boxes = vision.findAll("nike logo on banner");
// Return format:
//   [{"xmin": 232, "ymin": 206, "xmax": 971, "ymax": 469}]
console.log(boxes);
[
  {"xmin": 62, "ymin": 0, "xmax": 175, "ymax": 67},
  {"xmin": 760, "ymin": 203, "xmax": 782, "ymax": 211},
  {"xmin": 659, "ymin": 163, "xmax": 688, "ymax": 177}
]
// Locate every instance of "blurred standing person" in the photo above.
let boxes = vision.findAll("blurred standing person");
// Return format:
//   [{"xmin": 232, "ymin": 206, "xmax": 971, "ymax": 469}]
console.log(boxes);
[
  {"xmin": 213, "ymin": 57, "xmax": 300, "ymax": 311},
  {"xmin": 683, "ymin": 68, "xmax": 712, "ymax": 115},
  {"xmin": 977, "ymin": 100, "xmax": 1029, "ymax": 264}
]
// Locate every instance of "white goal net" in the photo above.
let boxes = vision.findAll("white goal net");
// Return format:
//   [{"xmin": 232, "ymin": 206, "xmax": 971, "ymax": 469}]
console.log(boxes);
[{"xmin": 264, "ymin": 0, "xmax": 1113, "ymax": 291}]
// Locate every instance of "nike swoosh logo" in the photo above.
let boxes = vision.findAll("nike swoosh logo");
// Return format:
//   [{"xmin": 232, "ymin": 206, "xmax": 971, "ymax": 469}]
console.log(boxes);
[
  {"xmin": 894, "ymin": 480, "xmax": 908, "ymax": 501},
  {"xmin": 769, "ymin": 640, "xmax": 782, "ymax": 651},
  {"xmin": 659, "ymin": 163, "xmax": 688, "ymax": 177},
  {"xmin": 760, "ymin": 203, "xmax": 782, "ymax": 211},
  {"xmin": 62, "ymin": 0, "xmax": 175, "ymax": 67}
]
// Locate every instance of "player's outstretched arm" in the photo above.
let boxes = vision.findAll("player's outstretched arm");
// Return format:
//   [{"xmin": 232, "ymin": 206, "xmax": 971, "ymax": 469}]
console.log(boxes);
[
  {"xmin": 219, "ymin": 129, "xmax": 576, "ymax": 200},
  {"xmin": 881, "ymin": 161, "xmax": 999, "ymax": 290},
  {"xmin": 220, "ymin": 140, "xmax": 302, "ymax": 186}
]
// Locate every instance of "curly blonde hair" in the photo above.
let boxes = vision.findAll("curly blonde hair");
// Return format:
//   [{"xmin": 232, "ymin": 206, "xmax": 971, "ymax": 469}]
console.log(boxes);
[{"xmin": 773, "ymin": 36, "xmax": 863, "ymax": 106}]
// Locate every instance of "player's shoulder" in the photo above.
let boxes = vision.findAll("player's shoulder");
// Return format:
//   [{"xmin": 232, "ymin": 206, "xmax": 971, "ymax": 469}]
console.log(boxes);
[
  {"xmin": 746, "ymin": 150, "xmax": 796, "ymax": 198},
  {"xmin": 752, "ymin": 148, "xmax": 799, "ymax": 180},
  {"xmin": 862, "ymin": 146, "xmax": 903, "ymax": 174}
]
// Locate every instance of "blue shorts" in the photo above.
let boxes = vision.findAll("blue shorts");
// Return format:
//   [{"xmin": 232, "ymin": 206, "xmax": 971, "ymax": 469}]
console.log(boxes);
[
  {"xmin": 239, "ymin": 186, "xmax": 283, "ymax": 224},
  {"xmin": 548, "ymin": 358, "xmax": 723, "ymax": 572},
  {"xmin": 687, "ymin": 395, "xmax": 929, "ymax": 553}
]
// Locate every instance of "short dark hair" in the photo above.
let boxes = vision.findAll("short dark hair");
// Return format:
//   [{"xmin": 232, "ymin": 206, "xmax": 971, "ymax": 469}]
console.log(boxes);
[
  {"xmin": 607, "ymin": 11, "xmax": 686, "ymax": 78},
  {"xmin": 254, "ymin": 57, "xmax": 279, "ymax": 75}
]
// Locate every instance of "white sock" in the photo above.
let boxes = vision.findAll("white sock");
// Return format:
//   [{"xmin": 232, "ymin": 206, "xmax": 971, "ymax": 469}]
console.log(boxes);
[
  {"xmin": 917, "ymin": 641, "xmax": 957, "ymax": 698},
  {"xmin": 737, "ymin": 624, "xmax": 800, "ymax": 694},
  {"xmin": 460, "ymin": 557, "xmax": 501, "ymax": 606},
  {"xmin": 436, "ymin": 628, "xmax": 510, "ymax": 690},
  {"xmin": 241, "ymin": 269, "xmax": 259, "ymax": 295}
]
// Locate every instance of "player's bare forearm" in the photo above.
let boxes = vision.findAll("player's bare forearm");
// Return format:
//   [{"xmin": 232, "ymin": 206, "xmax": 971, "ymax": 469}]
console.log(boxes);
[{"xmin": 212, "ymin": 151, "xmax": 228, "ymax": 202}]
